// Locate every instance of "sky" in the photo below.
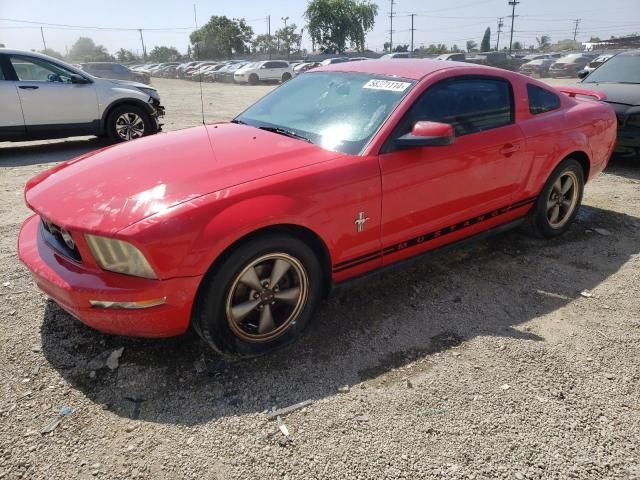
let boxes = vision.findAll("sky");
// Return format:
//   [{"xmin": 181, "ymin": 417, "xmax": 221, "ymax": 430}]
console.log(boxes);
[{"xmin": 1, "ymin": 0, "xmax": 639, "ymax": 56}]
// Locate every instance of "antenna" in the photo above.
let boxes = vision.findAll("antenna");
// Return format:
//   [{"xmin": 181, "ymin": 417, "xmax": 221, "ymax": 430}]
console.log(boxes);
[{"xmin": 194, "ymin": 3, "xmax": 205, "ymax": 126}]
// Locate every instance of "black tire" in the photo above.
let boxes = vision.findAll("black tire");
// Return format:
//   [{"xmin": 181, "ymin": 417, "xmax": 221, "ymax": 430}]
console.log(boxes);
[
  {"xmin": 192, "ymin": 234, "xmax": 323, "ymax": 357},
  {"xmin": 248, "ymin": 73, "xmax": 259, "ymax": 85},
  {"xmin": 525, "ymin": 158, "xmax": 584, "ymax": 238},
  {"xmin": 281, "ymin": 72, "xmax": 292, "ymax": 82},
  {"xmin": 106, "ymin": 104, "xmax": 157, "ymax": 143}
]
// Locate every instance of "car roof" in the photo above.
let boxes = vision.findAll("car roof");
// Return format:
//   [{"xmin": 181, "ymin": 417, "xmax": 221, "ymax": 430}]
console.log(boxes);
[{"xmin": 313, "ymin": 58, "xmax": 470, "ymax": 80}]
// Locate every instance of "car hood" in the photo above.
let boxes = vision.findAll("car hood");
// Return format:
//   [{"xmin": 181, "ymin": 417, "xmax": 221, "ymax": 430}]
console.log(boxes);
[
  {"xmin": 581, "ymin": 82, "xmax": 640, "ymax": 106},
  {"xmin": 24, "ymin": 123, "xmax": 343, "ymax": 234},
  {"xmin": 107, "ymin": 78, "xmax": 151, "ymax": 89}
]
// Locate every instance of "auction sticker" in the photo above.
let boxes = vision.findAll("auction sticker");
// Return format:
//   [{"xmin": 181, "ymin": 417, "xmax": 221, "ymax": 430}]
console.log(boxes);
[{"xmin": 363, "ymin": 79, "xmax": 411, "ymax": 92}]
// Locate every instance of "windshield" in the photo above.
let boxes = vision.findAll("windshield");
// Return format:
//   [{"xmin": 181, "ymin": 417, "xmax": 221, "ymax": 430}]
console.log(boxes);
[
  {"xmin": 235, "ymin": 72, "xmax": 415, "ymax": 154},
  {"xmin": 583, "ymin": 53, "xmax": 640, "ymax": 84}
]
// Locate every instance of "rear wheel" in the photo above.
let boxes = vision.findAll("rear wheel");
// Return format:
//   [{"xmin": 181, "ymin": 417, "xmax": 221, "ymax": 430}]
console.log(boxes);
[
  {"xmin": 248, "ymin": 73, "xmax": 259, "ymax": 85},
  {"xmin": 281, "ymin": 72, "xmax": 292, "ymax": 82},
  {"xmin": 192, "ymin": 235, "xmax": 322, "ymax": 357},
  {"xmin": 106, "ymin": 104, "xmax": 156, "ymax": 143},
  {"xmin": 526, "ymin": 158, "xmax": 584, "ymax": 238}
]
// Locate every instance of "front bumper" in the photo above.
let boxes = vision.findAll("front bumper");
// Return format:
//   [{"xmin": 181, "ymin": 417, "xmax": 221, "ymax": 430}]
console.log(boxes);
[
  {"xmin": 18, "ymin": 215, "xmax": 202, "ymax": 338},
  {"xmin": 615, "ymin": 126, "xmax": 640, "ymax": 156}
]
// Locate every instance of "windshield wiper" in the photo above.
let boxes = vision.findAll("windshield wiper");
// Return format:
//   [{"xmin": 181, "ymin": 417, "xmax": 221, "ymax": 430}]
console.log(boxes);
[
  {"xmin": 231, "ymin": 119, "xmax": 248, "ymax": 125},
  {"xmin": 257, "ymin": 126, "xmax": 313, "ymax": 143}
]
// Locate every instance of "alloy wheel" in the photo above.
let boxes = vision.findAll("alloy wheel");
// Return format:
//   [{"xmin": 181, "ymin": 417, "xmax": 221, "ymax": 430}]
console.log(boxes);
[
  {"xmin": 115, "ymin": 113, "xmax": 145, "ymax": 141},
  {"xmin": 225, "ymin": 253, "xmax": 308, "ymax": 343},
  {"xmin": 547, "ymin": 171, "xmax": 579, "ymax": 229}
]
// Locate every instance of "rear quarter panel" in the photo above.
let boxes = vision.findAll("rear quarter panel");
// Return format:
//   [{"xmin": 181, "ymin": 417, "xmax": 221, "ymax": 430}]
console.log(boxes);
[{"xmin": 515, "ymin": 80, "xmax": 616, "ymax": 198}]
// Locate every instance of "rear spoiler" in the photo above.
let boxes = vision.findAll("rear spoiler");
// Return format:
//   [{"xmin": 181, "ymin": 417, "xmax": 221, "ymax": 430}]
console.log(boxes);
[{"xmin": 555, "ymin": 86, "xmax": 607, "ymax": 101}]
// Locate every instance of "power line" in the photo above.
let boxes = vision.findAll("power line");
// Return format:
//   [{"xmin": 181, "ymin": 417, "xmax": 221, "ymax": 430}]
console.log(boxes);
[
  {"xmin": 573, "ymin": 18, "xmax": 581, "ymax": 41},
  {"xmin": 507, "ymin": 0, "xmax": 519, "ymax": 54},
  {"xmin": 389, "ymin": 0, "xmax": 396, "ymax": 51},
  {"xmin": 409, "ymin": 13, "xmax": 416, "ymax": 53}
]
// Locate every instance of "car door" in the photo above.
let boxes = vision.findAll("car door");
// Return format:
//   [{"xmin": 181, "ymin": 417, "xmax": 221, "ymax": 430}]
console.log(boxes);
[
  {"xmin": 378, "ymin": 75, "xmax": 526, "ymax": 264},
  {"xmin": 262, "ymin": 61, "xmax": 277, "ymax": 80},
  {"xmin": 0, "ymin": 54, "xmax": 26, "ymax": 139},
  {"xmin": 8, "ymin": 54, "xmax": 100, "ymax": 131}
]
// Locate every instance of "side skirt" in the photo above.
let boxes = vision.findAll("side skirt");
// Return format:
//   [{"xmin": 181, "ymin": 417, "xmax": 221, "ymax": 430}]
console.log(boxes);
[{"xmin": 332, "ymin": 217, "xmax": 526, "ymax": 291}]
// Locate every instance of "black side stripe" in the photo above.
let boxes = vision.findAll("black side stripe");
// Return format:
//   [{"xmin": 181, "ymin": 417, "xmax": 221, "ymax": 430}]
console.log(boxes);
[{"xmin": 332, "ymin": 195, "xmax": 537, "ymax": 273}]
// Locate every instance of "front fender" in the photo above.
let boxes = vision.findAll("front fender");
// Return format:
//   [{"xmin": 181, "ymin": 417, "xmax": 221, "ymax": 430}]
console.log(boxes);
[{"xmin": 120, "ymin": 188, "xmax": 332, "ymax": 279}]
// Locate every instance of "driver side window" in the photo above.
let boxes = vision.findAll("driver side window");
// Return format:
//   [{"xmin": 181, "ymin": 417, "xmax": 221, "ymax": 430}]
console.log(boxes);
[
  {"xmin": 403, "ymin": 76, "xmax": 514, "ymax": 137},
  {"xmin": 10, "ymin": 55, "xmax": 75, "ymax": 83}
]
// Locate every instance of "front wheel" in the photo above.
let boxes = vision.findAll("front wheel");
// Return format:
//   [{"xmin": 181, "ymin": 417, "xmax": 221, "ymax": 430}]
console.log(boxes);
[
  {"xmin": 248, "ymin": 73, "xmax": 259, "ymax": 85},
  {"xmin": 106, "ymin": 105, "xmax": 156, "ymax": 143},
  {"xmin": 192, "ymin": 235, "xmax": 323, "ymax": 357},
  {"xmin": 281, "ymin": 72, "xmax": 292, "ymax": 82},
  {"xmin": 526, "ymin": 158, "xmax": 584, "ymax": 238}
]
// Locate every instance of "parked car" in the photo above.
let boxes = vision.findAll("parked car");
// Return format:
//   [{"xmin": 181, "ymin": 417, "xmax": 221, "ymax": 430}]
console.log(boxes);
[
  {"xmin": 549, "ymin": 53, "xmax": 597, "ymax": 78},
  {"xmin": 17, "ymin": 59, "xmax": 616, "ymax": 356},
  {"xmin": 349, "ymin": 57, "xmax": 371, "ymax": 62},
  {"xmin": 80, "ymin": 62, "xmax": 150, "ymax": 84},
  {"xmin": 320, "ymin": 57, "xmax": 350, "ymax": 65},
  {"xmin": 217, "ymin": 62, "xmax": 249, "ymax": 83},
  {"xmin": 465, "ymin": 52, "xmax": 522, "ymax": 71},
  {"xmin": 203, "ymin": 64, "xmax": 228, "ymax": 82},
  {"xmin": 234, "ymin": 60, "xmax": 293, "ymax": 84},
  {"xmin": 519, "ymin": 58, "xmax": 556, "ymax": 77},
  {"xmin": 435, "ymin": 53, "xmax": 466, "ymax": 62},
  {"xmin": 176, "ymin": 61, "xmax": 200, "ymax": 78},
  {"xmin": 380, "ymin": 52, "xmax": 410, "ymax": 59},
  {"xmin": 293, "ymin": 62, "xmax": 321, "ymax": 75},
  {"xmin": 579, "ymin": 50, "xmax": 640, "ymax": 158},
  {"xmin": 578, "ymin": 54, "xmax": 615, "ymax": 78},
  {"xmin": 0, "ymin": 49, "xmax": 164, "ymax": 142}
]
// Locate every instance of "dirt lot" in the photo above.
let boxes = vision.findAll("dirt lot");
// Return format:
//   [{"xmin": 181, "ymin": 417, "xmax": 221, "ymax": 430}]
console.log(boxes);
[{"xmin": 1, "ymin": 78, "xmax": 639, "ymax": 480}]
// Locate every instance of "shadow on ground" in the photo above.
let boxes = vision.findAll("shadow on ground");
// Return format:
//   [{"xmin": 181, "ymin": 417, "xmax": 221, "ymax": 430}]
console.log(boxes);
[
  {"xmin": 39, "ymin": 204, "xmax": 640, "ymax": 425},
  {"xmin": 0, "ymin": 137, "xmax": 111, "ymax": 167}
]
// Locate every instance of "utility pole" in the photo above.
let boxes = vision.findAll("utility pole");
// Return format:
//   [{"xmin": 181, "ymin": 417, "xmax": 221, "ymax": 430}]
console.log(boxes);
[
  {"xmin": 409, "ymin": 14, "xmax": 416, "ymax": 54},
  {"xmin": 495, "ymin": 17, "xmax": 504, "ymax": 50},
  {"xmin": 573, "ymin": 18, "xmax": 581, "ymax": 41},
  {"xmin": 193, "ymin": 4, "xmax": 198, "ymax": 28},
  {"xmin": 138, "ymin": 29, "xmax": 146, "ymax": 60},
  {"xmin": 508, "ymin": 0, "xmax": 519, "ymax": 55},
  {"xmin": 389, "ymin": 0, "xmax": 395, "ymax": 52},
  {"xmin": 267, "ymin": 15, "xmax": 272, "ymax": 59},
  {"xmin": 40, "ymin": 27, "xmax": 47, "ymax": 50}
]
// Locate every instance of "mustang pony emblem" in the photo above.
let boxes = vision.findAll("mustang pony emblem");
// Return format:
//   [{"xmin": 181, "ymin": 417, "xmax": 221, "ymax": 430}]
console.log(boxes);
[{"xmin": 354, "ymin": 212, "xmax": 370, "ymax": 233}]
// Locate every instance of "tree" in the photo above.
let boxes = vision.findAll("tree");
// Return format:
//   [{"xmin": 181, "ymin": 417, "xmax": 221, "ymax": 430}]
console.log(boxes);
[
  {"xmin": 466, "ymin": 40, "xmax": 477, "ymax": 52},
  {"xmin": 68, "ymin": 37, "xmax": 113, "ymax": 62},
  {"xmin": 512, "ymin": 41, "xmax": 523, "ymax": 51},
  {"xmin": 148, "ymin": 46, "xmax": 180, "ymax": 62},
  {"xmin": 451, "ymin": 44, "xmax": 461, "ymax": 52},
  {"xmin": 589, "ymin": 36, "xmax": 602, "ymax": 43},
  {"xmin": 116, "ymin": 48, "xmax": 139, "ymax": 63},
  {"xmin": 481, "ymin": 27, "xmax": 491, "ymax": 52},
  {"xmin": 275, "ymin": 24, "xmax": 302, "ymax": 57},
  {"xmin": 252, "ymin": 34, "xmax": 275, "ymax": 54},
  {"xmin": 40, "ymin": 48, "xmax": 64, "ymax": 60},
  {"xmin": 393, "ymin": 44, "xmax": 409, "ymax": 52},
  {"xmin": 190, "ymin": 16, "xmax": 254, "ymax": 59},
  {"xmin": 305, "ymin": 0, "xmax": 378, "ymax": 53},
  {"xmin": 536, "ymin": 35, "xmax": 551, "ymax": 50}
]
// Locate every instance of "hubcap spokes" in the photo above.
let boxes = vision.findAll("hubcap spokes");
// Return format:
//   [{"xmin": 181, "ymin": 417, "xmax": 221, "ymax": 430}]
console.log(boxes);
[
  {"xmin": 226, "ymin": 253, "xmax": 308, "ymax": 342},
  {"xmin": 547, "ymin": 172, "xmax": 579, "ymax": 228},
  {"xmin": 115, "ymin": 113, "xmax": 145, "ymax": 140}
]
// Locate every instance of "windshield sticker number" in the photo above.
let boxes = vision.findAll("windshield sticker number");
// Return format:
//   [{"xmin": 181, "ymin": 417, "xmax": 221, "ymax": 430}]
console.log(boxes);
[{"xmin": 363, "ymin": 80, "xmax": 411, "ymax": 92}]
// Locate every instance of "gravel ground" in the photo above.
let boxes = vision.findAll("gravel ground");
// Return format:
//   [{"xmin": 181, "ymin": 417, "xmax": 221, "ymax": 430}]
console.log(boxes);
[{"xmin": 1, "ymin": 77, "xmax": 639, "ymax": 480}]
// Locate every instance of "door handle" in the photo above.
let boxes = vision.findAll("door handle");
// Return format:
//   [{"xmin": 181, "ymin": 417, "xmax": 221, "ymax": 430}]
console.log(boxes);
[
  {"xmin": 499, "ymin": 143, "xmax": 521, "ymax": 156},
  {"xmin": 18, "ymin": 85, "xmax": 39, "ymax": 90}
]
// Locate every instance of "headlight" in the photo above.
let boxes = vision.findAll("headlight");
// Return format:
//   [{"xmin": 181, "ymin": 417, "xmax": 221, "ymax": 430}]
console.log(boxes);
[
  {"xmin": 137, "ymin": 87, "xmax": 160, "ymax": 101},
  {"xmin": 85, "ymin": 235, "xmax": 157, "ymax": 279}
]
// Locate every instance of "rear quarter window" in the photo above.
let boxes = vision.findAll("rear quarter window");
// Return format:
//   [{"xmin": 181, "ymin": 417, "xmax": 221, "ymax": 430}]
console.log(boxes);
[{"xmin": 527, "ymin": 84, "xmax": 561, "ymax": 115}]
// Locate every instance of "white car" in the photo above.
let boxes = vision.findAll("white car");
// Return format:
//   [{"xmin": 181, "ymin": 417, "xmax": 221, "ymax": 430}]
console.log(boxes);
[
  {"xmin": 234, "ymin": 60, "xmax": 293, "ymax": 85},
  {"xmin": 0, "ymin": 49, "xmax": 164, "ymax": 142}
]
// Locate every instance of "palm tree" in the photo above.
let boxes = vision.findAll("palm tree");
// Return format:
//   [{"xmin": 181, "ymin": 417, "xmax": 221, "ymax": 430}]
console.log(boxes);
[{"xmin": 536, "ymin": 35, "xmax": 551, "ymax": 51}]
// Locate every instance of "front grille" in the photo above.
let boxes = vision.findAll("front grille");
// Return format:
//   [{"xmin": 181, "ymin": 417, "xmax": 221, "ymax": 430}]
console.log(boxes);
[{"xmin": 40, "ymin": 218, "xmax": 82, "ymax": 262}]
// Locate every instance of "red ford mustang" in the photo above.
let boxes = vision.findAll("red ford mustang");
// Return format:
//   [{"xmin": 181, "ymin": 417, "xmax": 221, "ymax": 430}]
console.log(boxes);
[{"xmin": 18, "ymin": 60, "xmax": 616, "ymax": 356}]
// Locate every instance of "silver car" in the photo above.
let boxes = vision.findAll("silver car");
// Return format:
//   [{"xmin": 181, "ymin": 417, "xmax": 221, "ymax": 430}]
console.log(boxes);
[{"xmin": 0, "ymin": 49, "xmax": 165, "ymax": 142}]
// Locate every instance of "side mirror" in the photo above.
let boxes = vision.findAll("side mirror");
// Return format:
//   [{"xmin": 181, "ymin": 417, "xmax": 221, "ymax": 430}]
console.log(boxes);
[
  {"xmin": 577, "ymin": 70, "xmax": 589, "ymax": 80},
  {"xmin": 395, "ymin": 121, "xmax": 455, "ymax": 149},
  {"xmin": 70, "ymin": 74, "xmax": 90, "ymax": 84}
]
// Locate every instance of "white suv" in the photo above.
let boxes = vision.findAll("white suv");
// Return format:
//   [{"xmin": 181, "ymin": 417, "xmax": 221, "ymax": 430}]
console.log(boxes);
[
  {"xmin": 0, "ymin": 49, "xmax": 164, "ymax": 142},
  {"xmin": 234, "ymin": 61, "xmax": 293, "ymax": 85}
]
